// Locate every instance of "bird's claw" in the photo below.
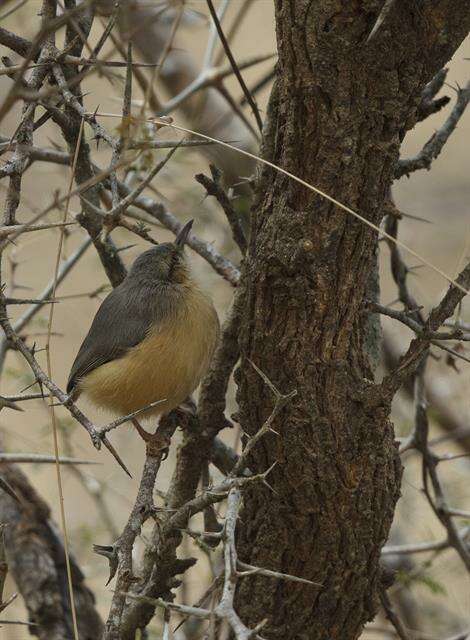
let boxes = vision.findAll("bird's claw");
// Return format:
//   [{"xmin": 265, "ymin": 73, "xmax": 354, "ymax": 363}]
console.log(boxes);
[{"xmin": 132, "ymin": 419, "xmax": 170, "ymax": 459}]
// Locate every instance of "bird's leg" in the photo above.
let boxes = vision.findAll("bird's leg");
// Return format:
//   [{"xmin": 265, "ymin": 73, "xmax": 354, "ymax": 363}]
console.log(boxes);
[
  {"xmin": 131, "ymin": 399, "xmax": 195, "ymax": 458},
  {"xmin": 131, "ymin": 417, "xmax": 152, "ymax": 441},
  {"xmin": 132, "ymin": 418, "xmax": 170, "ymax": 460}
]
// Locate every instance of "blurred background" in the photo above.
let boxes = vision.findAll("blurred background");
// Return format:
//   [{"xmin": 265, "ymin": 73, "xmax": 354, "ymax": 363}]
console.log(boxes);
[{"xmin": 0, "ymin": 2, "xmax": 469, "ymax": 638}]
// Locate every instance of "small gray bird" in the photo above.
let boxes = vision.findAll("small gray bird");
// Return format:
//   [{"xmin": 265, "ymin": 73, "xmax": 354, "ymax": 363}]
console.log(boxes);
[{"xmin": 67, "ymin": 221, "xmax": 219, "ymax": 437}]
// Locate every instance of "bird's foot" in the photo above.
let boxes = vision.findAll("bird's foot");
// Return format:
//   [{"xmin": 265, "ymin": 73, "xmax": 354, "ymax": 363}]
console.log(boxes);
[{"xmin": 132, "ymin": 419, "xmax": 170, "ymax": 459}]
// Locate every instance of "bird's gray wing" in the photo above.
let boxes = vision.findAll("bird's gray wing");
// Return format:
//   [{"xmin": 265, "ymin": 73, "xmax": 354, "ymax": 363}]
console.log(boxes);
[{"xmin": 67, "ymin": 282, "xmax": 154, "ymax": 394}]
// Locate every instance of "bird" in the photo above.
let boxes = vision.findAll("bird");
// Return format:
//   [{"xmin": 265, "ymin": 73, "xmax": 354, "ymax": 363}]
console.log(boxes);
[{"xmin": 67, "ymin": 220, "xmax": 219, "ymax": 442}]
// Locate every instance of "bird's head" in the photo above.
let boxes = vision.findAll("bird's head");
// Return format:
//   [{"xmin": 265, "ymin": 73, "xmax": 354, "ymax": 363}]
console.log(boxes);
[{"xmin": 129, "ymin": 219, "xmax": 193, "ymax": 285}]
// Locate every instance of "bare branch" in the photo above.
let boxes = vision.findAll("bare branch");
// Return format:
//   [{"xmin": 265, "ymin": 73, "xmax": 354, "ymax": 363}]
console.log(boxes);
[
  {"xmin": 0, "ymin": 453, "xmax": 99, "ymax": 465},
  {"xmin": 102, "ymin": 415, "xmax": 179, "ymax": 638},
  {"xmin": 215, "ymin": 487, "xmax": 266, "ymax": 640},
  {"xmin": 195, "ymin": 165, "xmax": 247, "ymax": 254},
  {"xmin": 417, "ymin": 68, "xmax": 450, "ymax": 121},
  {"xmin": 379, "ymin": 588, "xmax": 412, "ymax": 640},
  {"xmin": 98, "ymin": 399, "xmax": 167, "ymax": 437},
  {"xmin": 381, "ymin": 256, "xmax": 470, "ymax": 394},
  {"xmin": 396, "ymin": 81, "xmax": 470, "ymax": 178}
]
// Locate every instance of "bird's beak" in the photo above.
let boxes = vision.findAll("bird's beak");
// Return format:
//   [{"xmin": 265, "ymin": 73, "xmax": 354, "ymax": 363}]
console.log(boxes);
[{"xmin": 175, "ymin": 219, "xmax": 193, "ymax": 247}]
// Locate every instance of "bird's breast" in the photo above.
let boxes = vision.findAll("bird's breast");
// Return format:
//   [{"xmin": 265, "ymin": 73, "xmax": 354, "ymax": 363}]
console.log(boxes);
[{"xmin": 79, "ymin": 286, "xmax": 219, "ymax": 418}]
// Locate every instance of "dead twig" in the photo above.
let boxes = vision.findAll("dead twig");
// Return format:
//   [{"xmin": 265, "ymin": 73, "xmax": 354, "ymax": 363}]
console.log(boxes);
[{"xmin": 396, "ymin": 80, "xmax": 470, "ymax": 178}]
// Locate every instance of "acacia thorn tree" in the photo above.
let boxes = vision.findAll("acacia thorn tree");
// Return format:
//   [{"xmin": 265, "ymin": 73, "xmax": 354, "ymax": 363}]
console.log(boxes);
[{"xmin": 0, "ymin": 2, "xmax": 469, "ymax": 640}]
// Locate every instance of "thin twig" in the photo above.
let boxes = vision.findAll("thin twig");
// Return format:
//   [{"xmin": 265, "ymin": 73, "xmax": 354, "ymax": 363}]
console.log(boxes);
[
  {"xmin": 206, "ymin": 0, "xmax": 263, "ymax": 133},
  {"xmin": 396, "ymin": 81, "xmax": 470, "ymax": 178},
  {"xmin": 98, "ymin": 399, "xmax": 167, "ymax": 437},
  {"xmin": 195, "ymin": 165, "xmax": 247, "ymax": 254},
  {"xmin": 379, "ymin": 588, "xmax": 412, "ymax": 640},
  {"xmin": 0, "ymin": 453, "xmax": 99, "ymax": 465}
]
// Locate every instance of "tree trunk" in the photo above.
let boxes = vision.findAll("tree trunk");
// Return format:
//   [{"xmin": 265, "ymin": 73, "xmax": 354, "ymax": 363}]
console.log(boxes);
[{"xmin": 235, "ymin": 3, "xmax": 470, "ymax": 639}]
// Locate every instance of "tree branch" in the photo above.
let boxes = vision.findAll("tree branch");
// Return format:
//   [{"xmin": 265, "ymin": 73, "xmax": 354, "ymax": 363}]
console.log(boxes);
[{"xmin": 396, "ymin": 80, "xmax": 470, "ymax": 178}]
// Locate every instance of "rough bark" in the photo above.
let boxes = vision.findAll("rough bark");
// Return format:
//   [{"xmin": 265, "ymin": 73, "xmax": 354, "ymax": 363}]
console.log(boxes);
[
  {"xmin": 0, "ymin": 462, "xmax": 103, "ymax": 639},
  {"xmin": 235, "ymin": 3, "xmax": 470, "ymax": 640}
]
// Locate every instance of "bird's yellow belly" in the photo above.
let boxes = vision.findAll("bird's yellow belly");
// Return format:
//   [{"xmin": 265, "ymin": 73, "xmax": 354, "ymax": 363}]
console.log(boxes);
[{"xmin": 78, "ymin": 291, "xmax": 218, "ymax": 419}]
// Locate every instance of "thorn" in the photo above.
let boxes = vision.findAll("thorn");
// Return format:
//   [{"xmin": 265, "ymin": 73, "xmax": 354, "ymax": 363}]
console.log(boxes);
[
  {"xmin": 91, "ymin": 103, "xmax": 100, "ymax": 123},
  {"xmin": 248, "ymin": 359, "xmax": 280, "ymax": 396},
  {"xmin": 101, "ymin": 436, "xmax": 132, "ymax": 478},
  {"xmin": 400, "ymin": 212, "xmax": 431, "ymax": 224},
  {"xmin": 13, "ymin": 284, "xmax": 33, "ymax": 291},
  {"xmin": 262, "ymin": 478, "xmax": 279, "ymax": 496},
  {"xmin": 408, "ymin": 264, "xmax": 425, "ymax": 273},
  {"xmin": 37, "ymin": 377, "xmax": 45, "ymax": 398},
  {"xmin": 263, "ymin": 461, "xmax": 278, "ymax": 480},
  {"xmin": 0, "ymin": 396, "xmax": 23, "ymax": 412},
  {"xmin": 19, "ymin": 378, "xmax": 41, "ymax": 394},
  {"xmin": 93, "ymin": 544, "xmax": 118, "ymax": 585},
  {"xmin": 0, "ymin": 477, "xmax": 21, "ymax": 503},
  {"xmin": 116, "ymin": 244, "xmax": 137, "ymax": 254}
]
